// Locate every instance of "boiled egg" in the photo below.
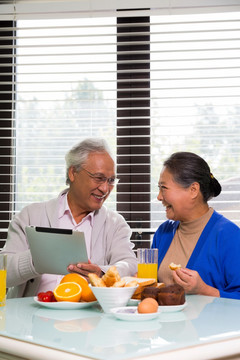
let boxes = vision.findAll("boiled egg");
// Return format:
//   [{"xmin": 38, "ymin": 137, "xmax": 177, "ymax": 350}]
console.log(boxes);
[{"xmin": 137, "ymin": 297, "xmax": 158, "ymax": 314}]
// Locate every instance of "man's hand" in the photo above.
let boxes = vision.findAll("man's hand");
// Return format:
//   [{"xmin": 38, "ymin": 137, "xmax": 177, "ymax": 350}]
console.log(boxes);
[
  {"xmin": 172, "ymin": 267, "xmax": 220, "ymax": 297},
  {"xmin": 67, "ymin": 260, "xmax": 102, "ymax": 282}
]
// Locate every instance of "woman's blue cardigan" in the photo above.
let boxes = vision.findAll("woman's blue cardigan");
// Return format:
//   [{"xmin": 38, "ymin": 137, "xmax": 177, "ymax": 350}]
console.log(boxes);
[{"xmin": 152, "ymin": 210, "xmax": 240, "ymax": 299}]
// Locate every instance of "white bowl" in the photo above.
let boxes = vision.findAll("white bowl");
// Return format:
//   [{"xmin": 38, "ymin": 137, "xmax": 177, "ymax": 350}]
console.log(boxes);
[{"xmin": 90, "ymin": 285, "xmax": 138, "ymax": 313}]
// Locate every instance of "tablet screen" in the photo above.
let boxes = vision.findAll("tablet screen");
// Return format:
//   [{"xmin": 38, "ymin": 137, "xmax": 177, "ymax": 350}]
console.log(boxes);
[{"xmin": 26, "ymin": 226, "xmax": 88, "ymax": 275}]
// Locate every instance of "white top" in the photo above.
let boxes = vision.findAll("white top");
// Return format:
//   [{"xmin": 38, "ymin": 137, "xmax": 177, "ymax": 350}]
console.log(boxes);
[{"xmin": 37, "ymin": 192, "xmax": 94, "ymax": 292}]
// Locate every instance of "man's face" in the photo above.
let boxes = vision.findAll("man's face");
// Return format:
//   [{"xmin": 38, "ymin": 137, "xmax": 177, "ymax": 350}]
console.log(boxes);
[{"xmin": 68, "ymin": 152, "xmax": 115, "ymax": 214}]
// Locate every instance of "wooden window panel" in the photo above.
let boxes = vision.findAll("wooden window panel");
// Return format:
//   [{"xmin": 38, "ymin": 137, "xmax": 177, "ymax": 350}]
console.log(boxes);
[
  {"xmin": 0, "ymin": 21, "xmax": 15, "ymax": 248},
  {"xmin": 117, "ymin": 16, "xmax": 151, "ymax": 248}
]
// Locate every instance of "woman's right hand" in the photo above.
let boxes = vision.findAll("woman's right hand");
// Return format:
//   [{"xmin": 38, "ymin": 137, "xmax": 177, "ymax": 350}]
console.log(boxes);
[{"xmin": 172, "ymin": 267, "xmax": 220, "ymax": 297}]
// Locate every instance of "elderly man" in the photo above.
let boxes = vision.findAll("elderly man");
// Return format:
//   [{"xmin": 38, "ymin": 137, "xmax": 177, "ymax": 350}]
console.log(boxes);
[{"xmin": 3, "ymin": 138, "xmax": 137, "ymax": 298}]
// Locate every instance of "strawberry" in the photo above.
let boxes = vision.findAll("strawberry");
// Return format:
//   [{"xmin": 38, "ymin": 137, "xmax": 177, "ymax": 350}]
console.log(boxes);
[
  {"xmin": 45, "ymin": 291, "xmax": 55, "ymax": 301},
  {"xmin": 37, "ymin": 290, "xmax": 56, "ymax": 302},
  {"xmin": 41, "ymin": 294, "xmax": 53, "ymax": 302},
  {"xmin": 37, "ymin": 292, "xmax": 45, "ymax": 301}
]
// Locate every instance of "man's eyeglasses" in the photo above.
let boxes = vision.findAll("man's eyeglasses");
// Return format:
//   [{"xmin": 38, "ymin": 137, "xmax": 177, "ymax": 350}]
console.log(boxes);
[{"xmin": 81, "ymin": 167, "xmax": 120, "ymax": 186}]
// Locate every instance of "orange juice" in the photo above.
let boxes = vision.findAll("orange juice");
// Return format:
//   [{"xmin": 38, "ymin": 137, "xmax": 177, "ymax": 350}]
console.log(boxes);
[
  {"xmin": 138, "ymin": 263, "xmax": 158, "ymax": 281},
  {"xmin": 0, "ymin": 269, "xmax": 6, "ymax": 306}
]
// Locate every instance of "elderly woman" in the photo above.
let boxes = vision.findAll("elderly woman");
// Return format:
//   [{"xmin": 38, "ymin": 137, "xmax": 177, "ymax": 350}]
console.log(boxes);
[{"xmin": 152, "ymin": 151, "xmax": 240, "ymax": 299}]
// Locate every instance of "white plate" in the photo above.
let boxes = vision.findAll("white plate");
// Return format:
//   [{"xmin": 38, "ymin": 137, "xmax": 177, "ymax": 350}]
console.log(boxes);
[
  {"xmin": 159, "ymin": 301, "xmax": 187, "ymax": 313},
  {"xmin": 128, "ymin": 298, "xmax": 187, "ymax": 310},
  {"xmin": 34, "ymin": 297, "xmax": 98, "ymax": 310},
  {"xmin": 110, "ymin": 306, "xmax": 162, "ymax": 321}
]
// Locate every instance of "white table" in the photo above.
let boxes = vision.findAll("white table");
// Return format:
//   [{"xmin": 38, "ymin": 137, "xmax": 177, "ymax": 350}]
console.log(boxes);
[{"xmin": 0, "ymin": 295, "xmax": 240, "ymax": 360}]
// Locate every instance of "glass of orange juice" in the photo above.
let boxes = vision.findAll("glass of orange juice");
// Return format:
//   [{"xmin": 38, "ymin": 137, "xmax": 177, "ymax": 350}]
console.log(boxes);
[
  {"xmin": 0, "ymin": 254, "xmax": 7, "ymax": 307},
  {"xmin": 137, "ymin": 248, "xmax": 158, "ymax": 281}
]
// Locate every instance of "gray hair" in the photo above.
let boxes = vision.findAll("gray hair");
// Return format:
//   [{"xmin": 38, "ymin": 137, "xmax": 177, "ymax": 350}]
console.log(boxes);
[{"xmin": 65, "ymin": 138, "xmax": 113, "ymax": 185}]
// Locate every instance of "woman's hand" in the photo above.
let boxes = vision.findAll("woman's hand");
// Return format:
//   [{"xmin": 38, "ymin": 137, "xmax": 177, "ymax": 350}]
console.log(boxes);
[
  {"xmin": 172, "ymin": 268, "xmax": 220, "ymax": 297},
  {"xmin": 67, "ymin": 260, "xmax": 102, "ymax": 281}
]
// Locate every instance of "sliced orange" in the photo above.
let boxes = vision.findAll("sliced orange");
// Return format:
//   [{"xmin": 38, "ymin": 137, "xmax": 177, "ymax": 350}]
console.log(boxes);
[
  {"xmin": 53, "ymin": 282, "xmax": 82, "ymax": 302},
  {"xmin": 60, "ymin": 273, "xmax": 96, "ymax": 302}
]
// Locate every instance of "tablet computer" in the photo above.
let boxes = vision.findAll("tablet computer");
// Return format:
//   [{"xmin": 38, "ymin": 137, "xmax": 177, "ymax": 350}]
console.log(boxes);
[{"xmin": 26, "ymin": 226, "xmax": 88, "ymax": 275}]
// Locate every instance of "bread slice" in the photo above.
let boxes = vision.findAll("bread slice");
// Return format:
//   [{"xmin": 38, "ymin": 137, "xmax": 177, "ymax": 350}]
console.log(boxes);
[
  {"xmin": 88, "ymin": 273, "xmax": 106, "ymax": 287},
  {"xmin": 125, "ymin": 280, "xmax": 138, "ymax": 287},
  {"xmin": 112, "ymin": 279, "xmax": 126, "ymax": 287},
  {"xmin": 131, "ymin": 279, "xmax": 157, "ymax": 299},
  {"xmin": 169, "ymin": 262, "xmax": 181, "ymax": 270},
  {"xmin": 155, "ymin": 282, "xmax": 165, "ymax": 289}
]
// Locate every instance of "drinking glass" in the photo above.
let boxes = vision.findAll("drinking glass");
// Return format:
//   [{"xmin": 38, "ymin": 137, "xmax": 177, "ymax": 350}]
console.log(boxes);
[
  {"xmin": 137, "ymin": 248, "xmax": 158, "ymax": 281},
  {"xmin": 0, "ymin": 254, "xmax": 7, "ymax": 307}
]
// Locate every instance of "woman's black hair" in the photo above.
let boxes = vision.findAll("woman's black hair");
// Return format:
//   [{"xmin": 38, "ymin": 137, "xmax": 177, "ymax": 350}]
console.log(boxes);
[{"xmin": 163, "ymin": 152, "xmax": 222, "ymax": 202}]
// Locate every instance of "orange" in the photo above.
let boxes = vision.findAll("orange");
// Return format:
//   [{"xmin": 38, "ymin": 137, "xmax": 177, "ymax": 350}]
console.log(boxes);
[
  {"xmin": 53, "ymin": 282, "xmax": 82, "ymax": 302},
  {"xmin": 60, "ymin": 273, "xmax": 96, "ymax": 302}
]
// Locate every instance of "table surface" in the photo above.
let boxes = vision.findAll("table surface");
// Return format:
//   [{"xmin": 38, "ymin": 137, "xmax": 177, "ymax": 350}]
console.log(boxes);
[{"xmin": 0, "ymin": 294, "xmax": 240, "ymax": 360}]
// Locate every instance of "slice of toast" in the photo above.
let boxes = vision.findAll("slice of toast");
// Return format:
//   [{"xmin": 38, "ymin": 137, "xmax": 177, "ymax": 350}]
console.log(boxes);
[
  {"xmin": 88, "ymin": 273, "xmax": 106, "ymax": 287},
  {"xmin": 131, "ymin": 279, "xmax": 157, "ymax": 299}
]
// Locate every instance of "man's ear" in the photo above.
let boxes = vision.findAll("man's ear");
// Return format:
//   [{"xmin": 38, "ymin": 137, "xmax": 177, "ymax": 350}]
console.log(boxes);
[
  {"xmin": 68, "ymin": 166, "xmax": 76, "ymax": 182},
  {"xmin": 190, "ymin": 182, "xmax": 200, "ymax": 199}
]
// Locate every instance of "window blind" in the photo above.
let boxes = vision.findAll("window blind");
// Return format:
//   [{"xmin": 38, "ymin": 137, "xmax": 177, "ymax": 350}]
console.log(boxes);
[
  {"xmin": 0, "ymin": 15, "xmax": 119, "ymax": 246},
  {"xmin": 150, "ymin": 11, "xmax": 240, "ymax": 233},
  {"xmin": 117, "ymin": 15, "xmax": 151, "ymax": 247},
  {"xmin": 1, "ymin": 0, "xmax": 240, "ymax": 249}
]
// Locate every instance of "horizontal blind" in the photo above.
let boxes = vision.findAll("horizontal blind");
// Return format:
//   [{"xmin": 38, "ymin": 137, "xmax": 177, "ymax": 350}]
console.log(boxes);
[
  {"xmin": 1, "ymin": 1, "xmax": 240, "ymax": 248},
  {"xmin": 0, "ymin": 21, "xmax": 14, "ymax": 248},
  {"xmin": 150, "ymin": 11, "xmax": 240, "ymax": 230},
  {"xmin": 115, "ymin": 9, "xmax": 240, "ymax": 242},
  {"xmin": 0, "ymin": 15, "xmax": 119, "ymax": 243},
  {"xmin": 117, "ymin": 16, "xmax": 151, "ymax": 248}
]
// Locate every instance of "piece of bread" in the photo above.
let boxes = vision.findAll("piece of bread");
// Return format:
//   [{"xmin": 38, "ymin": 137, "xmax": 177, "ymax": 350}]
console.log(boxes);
[
  {"xmin": 102, "ymin": 266, "xmax": 121, "ymax": 287},
  {"xmin": 131, "ymin": 279, "xmax": 157, "ymax": 300},
  {"xmin": 169, "ymin": 262, "xmax": 181, "ymax": 270},
  {"xmin": 125, "ymin": 280, "xmax": 138, "ymax": 287},
  {"xmin": 88, "ymin": 273, "xmax": 106, "ymax": 287},
  {"xmin": 112, "ymin": 279, "xmax": 126, "ymax": 287},
  {"xmin": 155, "ymin": 282, "xmax": 165, "ymax": 289}
]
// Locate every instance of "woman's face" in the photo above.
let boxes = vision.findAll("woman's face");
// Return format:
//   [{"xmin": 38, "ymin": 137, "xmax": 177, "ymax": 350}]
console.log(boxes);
[{"xmin": 157, "ymin": 167, "xmax": 193, "ymax": 222}]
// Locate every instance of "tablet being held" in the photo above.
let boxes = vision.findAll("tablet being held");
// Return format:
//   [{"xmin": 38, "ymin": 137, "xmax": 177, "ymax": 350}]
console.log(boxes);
[
  {"xmin": 26, "ymin": 226, "xmax": 88, "ymax": 275},
  {"xmin": 2, "ymin": 138, "xmax": 137, "ymax": 298}
]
